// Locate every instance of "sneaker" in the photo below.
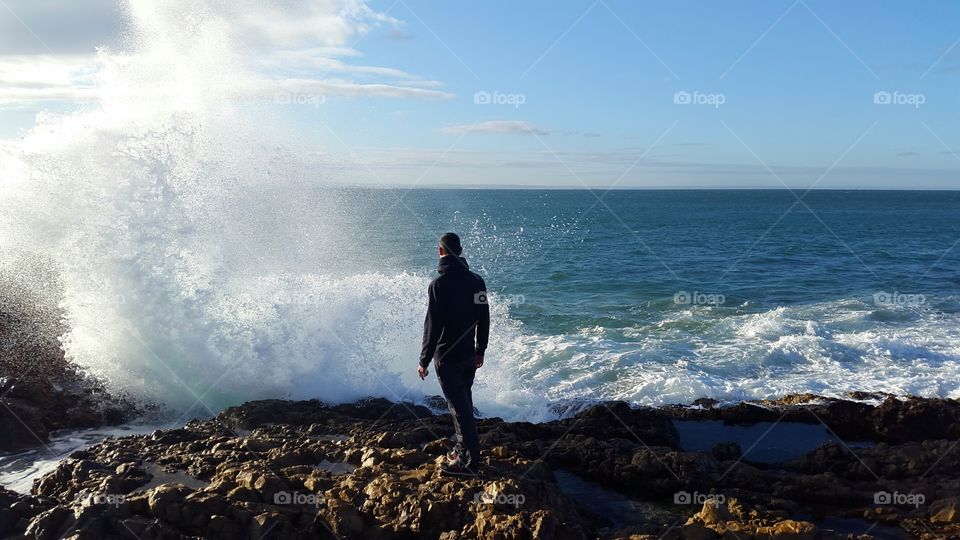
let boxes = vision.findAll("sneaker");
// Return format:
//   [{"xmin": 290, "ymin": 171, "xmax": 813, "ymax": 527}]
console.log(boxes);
[{"xmin": 440, "ymin": 459, "xmax": 481, "ymax": 478}]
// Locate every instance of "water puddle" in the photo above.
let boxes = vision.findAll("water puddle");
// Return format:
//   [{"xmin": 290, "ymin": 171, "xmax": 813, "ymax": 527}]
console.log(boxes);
[
  {"xmin": 813, "ymin": 516, "xmax": 911, "ymax": 540},
  {"xmin": 138, "ymin": 462, "xmax": 209, "ymax": 491},
  {"xmin": 554, "ymin": 470, "xmax": 678, "ymax": 528},
  {"xmin": 311, "ymin": 434, "xmax": 350, "ymax": 443},
  {"xmin": 673, "ymin": 420, "xmax": 873, "ymax": 463},
  {"xmin": 316, "ymin": 460, "xmax": 356, "ymax": 475}
]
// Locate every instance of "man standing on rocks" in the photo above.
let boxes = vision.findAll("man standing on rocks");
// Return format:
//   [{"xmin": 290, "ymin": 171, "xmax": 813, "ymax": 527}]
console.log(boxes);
[{"xmin": 419, "ymin": 232, "xmax": 490, "ymax": 477}]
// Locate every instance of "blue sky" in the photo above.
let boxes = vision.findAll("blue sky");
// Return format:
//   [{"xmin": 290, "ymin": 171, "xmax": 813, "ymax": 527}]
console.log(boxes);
[{"xmin": 2, "ymin": 0, "xmax": 959, "ymax": 188}]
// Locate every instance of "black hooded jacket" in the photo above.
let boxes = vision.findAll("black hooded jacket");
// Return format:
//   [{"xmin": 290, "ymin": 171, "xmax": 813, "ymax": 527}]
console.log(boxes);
[{"xmin": 419, "ymin": 255, "xmax": 490, "ymax": 368}]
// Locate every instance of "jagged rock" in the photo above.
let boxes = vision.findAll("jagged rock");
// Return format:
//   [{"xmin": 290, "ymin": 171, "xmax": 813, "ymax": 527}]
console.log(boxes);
[
  {"xmin": 930, "ymin": 496, "xmax": 960, "ymax": 524},
  {"xmin": 0, "ymin": 307, "xmax": 138, "ymax": 453},
  {"xmin": 24, "ymin": 507, "xmax": 76, "ymax": 540},
  {"xmin": 4, "ymin": 395, "xmax": 958, "ymax": 539},
  {"xmin": 146, "ymin": 484, "xmax": 193, "ymax": 525},
  {"xmin": 766, "ymin": 519, "xmax": 817, "ymax": 538}
]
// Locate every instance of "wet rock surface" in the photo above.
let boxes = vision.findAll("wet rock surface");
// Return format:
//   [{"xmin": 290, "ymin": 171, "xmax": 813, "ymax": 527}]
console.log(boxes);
[
  {"xmin": 1, "ymin": 394, "xmax": 957, "ymax": 539},
  {"xmin": 0, "ymin": 309, "xmax": 139, "ymax": 453}
]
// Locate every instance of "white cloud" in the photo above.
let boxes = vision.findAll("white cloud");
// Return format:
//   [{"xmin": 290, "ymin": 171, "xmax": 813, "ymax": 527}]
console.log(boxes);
[
  {"xmin": 441, "ymin": 120, "xmax": 548, "ymax": 136},
  {"xmin": 246, "ymin": 78, "xmax": 452, "ymax": 100},
  {"xmin": 124, "ymin": 0, "xmax": 397, "ymax": 50},
  {"xmin": 0, "ymin": 0, "xmax": 450, "ymax": 109},
  {"xmin": 0, "ymin": 54, "xmax": 100, "ymax": 105}
]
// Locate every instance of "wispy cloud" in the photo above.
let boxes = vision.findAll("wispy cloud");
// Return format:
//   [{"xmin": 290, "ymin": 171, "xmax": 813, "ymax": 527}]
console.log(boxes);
[
  {"xmin": 0, "ymin": 0, "xmax": 451, "ymax": 109},
  {"xmin": 441, "ymin": 120, "xmax": 548, "ymax": 135},
  {"xmin": 0, "ymin": 54, "xmax": 99, "ymax": 105}
]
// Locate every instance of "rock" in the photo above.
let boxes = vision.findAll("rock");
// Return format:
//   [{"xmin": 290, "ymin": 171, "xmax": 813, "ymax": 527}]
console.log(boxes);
[
  {"xmin": 24, "ymin": 507, "xmax": 76, "ymax": 540},
  {"xmin": 530, "ymin": 510, "xmax": 559, "ymax": 539},
  {"xmin": 250, "ymin": 512, "xmax": 284, "ymax": 539},
  {"xmin": 0, "ymin": 509, "xmax": 16, "ymax": 536},
  {"xmin": 240, "ymin": 437, "xmax": 278, "ymax": 453},
  {"xmin": 0, "ymin": 398, "xmax": 49, "ymax": 452},
  {"xmin": 930, "ymin": 496, "xmax": 960, "ymax": 524},
  {"xmin": 689, "ymin": 499, "xmax": 735, "ymax": 526},
  {"xmin": 422, "ymin": 439, "xmax": 449, "ymax": 455},
  {"xmin": 0, "ymin": 306, "xmax": 138, "ymax": 453},
  {"xmin": 693, "ymin": 398, "xmax": 719, "ymax": 409},
  {"xmin": 10, "ymin": 394, "xmax": 960, "ymax": 539},
  {"xmin": 681, "ymin": 523, "xmax": 719, "ymax": 539},
  {"xmin": 146, "ymin": 484, "xmax": 193, "ymax": 525},
  {"xmin": 769, "ymin": 519, "xmax": 816, "ymax": 538},
  {"xmin": 324, "ymin": 498, "xmax": 367, "ymax": 537}
]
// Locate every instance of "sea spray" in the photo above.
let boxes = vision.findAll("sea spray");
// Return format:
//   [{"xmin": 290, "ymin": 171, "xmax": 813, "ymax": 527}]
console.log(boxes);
[{"xmin": 0, "ymin": 0, "xmax": 539, "ymax": 419}]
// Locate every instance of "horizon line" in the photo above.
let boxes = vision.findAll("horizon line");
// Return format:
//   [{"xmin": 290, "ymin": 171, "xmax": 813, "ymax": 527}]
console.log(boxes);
[{"xmin": 334, "ymin": 184, "xmax": 960, "ymax": 191}]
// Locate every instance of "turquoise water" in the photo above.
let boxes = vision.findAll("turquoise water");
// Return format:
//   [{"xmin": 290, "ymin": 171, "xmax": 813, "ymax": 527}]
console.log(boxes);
[{"xmin": 348, "ymin": 189, "xmax": 960, "ymax": 411}]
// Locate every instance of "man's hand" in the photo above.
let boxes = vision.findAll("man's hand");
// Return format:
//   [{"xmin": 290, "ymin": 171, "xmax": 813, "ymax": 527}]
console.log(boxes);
[
  {"xmin": 418, "ymin": 365, "xmax": 429, "ymax": 380},
  {"xmin": 475, "ymin": 353, "xmax": 484, "ymax": 369}
]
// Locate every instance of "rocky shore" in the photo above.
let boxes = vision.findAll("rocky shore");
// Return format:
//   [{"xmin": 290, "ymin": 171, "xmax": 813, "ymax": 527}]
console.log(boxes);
[
  {"xmin": 0, "ymin": 309, "xmax": 138, "ymax": 453},
  {"xmin": 1, "ymin": 394, "xmax": 958, "ymax": 539}
]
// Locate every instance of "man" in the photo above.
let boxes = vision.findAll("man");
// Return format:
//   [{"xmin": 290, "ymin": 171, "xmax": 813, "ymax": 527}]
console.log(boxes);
[{"xmin": 419, "ymin": 232, "xmax": 490, "ymax": 477}]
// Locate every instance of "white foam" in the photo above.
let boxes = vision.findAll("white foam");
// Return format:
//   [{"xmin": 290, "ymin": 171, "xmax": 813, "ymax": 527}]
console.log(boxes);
[
  {"xmin": 0, "ymin": 1, "xmax": 540, "ymax": 420},
  {"xmin": 501, "ymin": 298, "xmax": 960, "ymax": 413}
]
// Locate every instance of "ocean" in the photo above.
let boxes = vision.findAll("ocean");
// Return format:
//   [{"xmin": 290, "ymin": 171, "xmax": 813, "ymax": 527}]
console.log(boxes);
[
  {"xmin": 339, "ymin": 188, "xmax": 960, "ymax": 418},
  {"xmin": 4, "ymin": 169, "xmax": 960, "ymax": 423}
]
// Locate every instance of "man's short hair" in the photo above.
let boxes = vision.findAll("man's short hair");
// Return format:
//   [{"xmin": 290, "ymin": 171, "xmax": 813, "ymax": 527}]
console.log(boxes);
[{"xmin": 439, "ymin": 232, "xmax": 462, "ymax": 255}]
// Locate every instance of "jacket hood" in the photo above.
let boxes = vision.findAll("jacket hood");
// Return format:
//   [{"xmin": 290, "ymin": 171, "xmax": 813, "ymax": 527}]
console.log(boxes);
[{"xmin": 438, "ymin": 255, "xmax": 469, "ymax": 274}]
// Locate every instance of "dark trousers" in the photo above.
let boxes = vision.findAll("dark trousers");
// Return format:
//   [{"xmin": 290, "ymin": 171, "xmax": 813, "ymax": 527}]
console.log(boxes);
[{"xmin": 435, "ymin": 359, "xmax": 479, "ymax": 468}]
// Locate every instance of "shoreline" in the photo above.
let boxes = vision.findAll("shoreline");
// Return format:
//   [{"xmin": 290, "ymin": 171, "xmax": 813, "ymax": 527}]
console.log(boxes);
[{"xmin": 1, "ymin": 393, "xmax": 957, "ymax": 539}]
